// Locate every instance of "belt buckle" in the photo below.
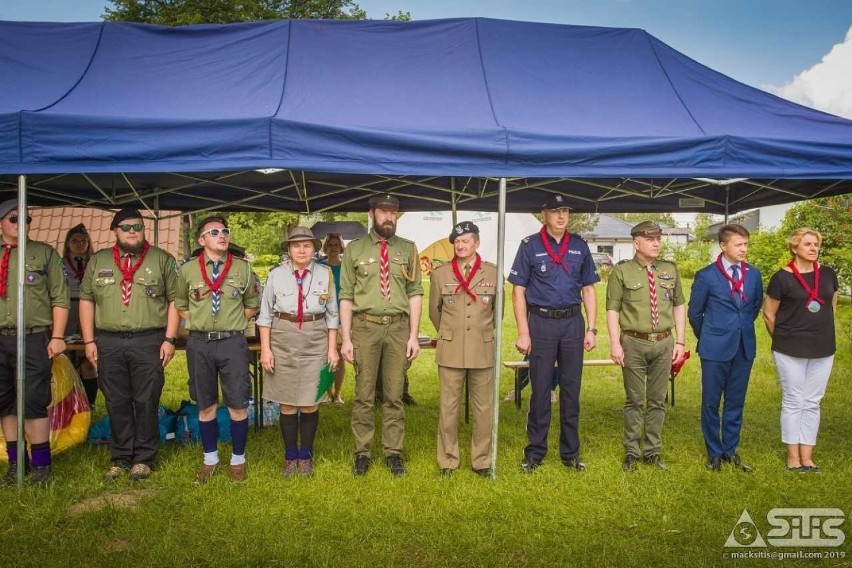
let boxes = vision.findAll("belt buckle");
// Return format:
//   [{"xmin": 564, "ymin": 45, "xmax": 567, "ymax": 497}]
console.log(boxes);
[
  {"xmin": 380, "ymin": 315, "xmax": 390, "ymax": 325},
  {"xmin": 207, "ymin": 332, "xmax": 218, "ymax": 341}
]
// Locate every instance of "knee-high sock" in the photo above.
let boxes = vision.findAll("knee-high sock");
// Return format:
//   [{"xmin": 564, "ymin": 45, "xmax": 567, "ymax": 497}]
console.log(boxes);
[
  {"xmin": 5, "ymin": 440, "xmax": 20, "ymax": 464},
  {"xmin": 280, "ymin": 413, "xmax": 299, "ymax": 460},
  {"xmin": 299, "ymin": 411, "xmax": 319, "ymax": 459},
  {"xmin": 199, "ymin": 418, "xmax": 219, "ymax": 457},
  {"xmin": 230, "ymin": 418, "xmax": 248, "ymax": 465},
  {"xmin": 30, "ymin": 441, "xmax": 51, "ymax": 468}
]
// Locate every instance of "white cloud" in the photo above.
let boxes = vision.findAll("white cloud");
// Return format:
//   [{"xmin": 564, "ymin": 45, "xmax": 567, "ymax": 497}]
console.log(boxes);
[{"xmin": 767, "ymin": 26, "xmax": 852, "ymax": 119}]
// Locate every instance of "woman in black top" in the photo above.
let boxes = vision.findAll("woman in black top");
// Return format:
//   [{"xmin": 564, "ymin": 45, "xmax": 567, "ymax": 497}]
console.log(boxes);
[{"xmin": 763, "ymin": 228, "xmax": 839, "ymax": 472}]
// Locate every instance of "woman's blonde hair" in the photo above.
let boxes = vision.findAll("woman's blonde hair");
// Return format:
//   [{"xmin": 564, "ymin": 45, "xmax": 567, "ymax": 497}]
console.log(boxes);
[
  {"xmin": 322, "ymin": 233, "xmax": 345, "ymax": 254},
  {"xmin": 787, "ymin": 227, "xmax": 823, "ymax": 256}
]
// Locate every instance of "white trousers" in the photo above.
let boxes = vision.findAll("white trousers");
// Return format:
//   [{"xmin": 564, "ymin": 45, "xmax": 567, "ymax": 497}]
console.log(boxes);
[{"xmin": 773, "ymin": 351, "xmax": 834, "ymax": 445}]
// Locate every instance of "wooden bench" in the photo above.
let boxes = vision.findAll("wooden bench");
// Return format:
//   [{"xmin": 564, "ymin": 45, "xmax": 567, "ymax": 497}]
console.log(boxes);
[{"xmin": 502, "ymin": 359, "xmax": 677, "ymax": 408}]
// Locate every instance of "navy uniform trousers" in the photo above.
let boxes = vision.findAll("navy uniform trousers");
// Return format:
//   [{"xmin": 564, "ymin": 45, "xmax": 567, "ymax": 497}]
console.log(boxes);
[{"xmin": 525, "ymin": 311, "xmax": 584, "ymax": 462}]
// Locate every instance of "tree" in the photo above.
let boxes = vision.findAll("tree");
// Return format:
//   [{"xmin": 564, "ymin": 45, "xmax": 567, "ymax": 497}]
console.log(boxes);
[{"xmin": 103, "ymin": 0, "xmax": 369, "ymax": 24}]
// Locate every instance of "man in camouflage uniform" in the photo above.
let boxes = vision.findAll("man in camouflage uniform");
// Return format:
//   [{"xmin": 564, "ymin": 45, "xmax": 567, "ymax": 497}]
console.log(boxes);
[{"xmin": 606, "ymin": 221, "xmax": 686, "ymax": 471}]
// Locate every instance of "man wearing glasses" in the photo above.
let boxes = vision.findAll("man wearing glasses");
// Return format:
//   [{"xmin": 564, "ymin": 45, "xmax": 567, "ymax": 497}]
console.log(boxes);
[
  {"xmin": 176, "ymin": 217, "xmax": 259, "ymax": 484},
  {"xmin": 0, "ymin": 199, "xmax": 69, "ymax": 485},
  {"xmin": 80, "ymin": 208, "xmax": 180, "ymax": 481}
]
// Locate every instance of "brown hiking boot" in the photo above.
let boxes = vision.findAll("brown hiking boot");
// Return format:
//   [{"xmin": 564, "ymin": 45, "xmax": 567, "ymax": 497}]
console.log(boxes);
[
  {"xmin": 105, "ymin": 465, "xmax": 129, "ymax": 481},
  {"xmin": 229, "ymin": 463, "xmax": 247, "ymax": 483},
  {"xmin": 298, "ymin": 458, "xmax": 314, "ymax": 477},
  {"xmin": 193, "ymin": 463, "xmax": 218, "ymax": 485},
  {"xmin": 283, "ymin": 459, "xmax": 298, "ymax": 479}
]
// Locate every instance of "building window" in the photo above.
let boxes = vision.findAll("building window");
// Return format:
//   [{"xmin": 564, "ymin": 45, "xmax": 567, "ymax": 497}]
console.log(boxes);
[{"xmin": 597, "ymin": 245, "xmax": 613, "ymax": 255}]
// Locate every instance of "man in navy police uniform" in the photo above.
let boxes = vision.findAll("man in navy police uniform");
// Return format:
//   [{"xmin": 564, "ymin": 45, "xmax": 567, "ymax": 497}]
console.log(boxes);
[{"xmin": 509, "ymin": 194, "xmax": 599, "ymax": 473}]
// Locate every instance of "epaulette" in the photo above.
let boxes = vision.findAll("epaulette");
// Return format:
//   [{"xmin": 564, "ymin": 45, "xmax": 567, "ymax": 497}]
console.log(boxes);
[
  {"xmin": 522, "ymin": 236, "xmax": 531, "ymax": 244},
  {"xmin": 481, "ymin": 260, "xmax": 497, "ymax": 268},
  {"xmin": 179, "ymin": 255, "xmax": 198, "ymax": 266},
  {"xmin": 616, "ymin": 259, "xmax": 630, "ymax": 265}
]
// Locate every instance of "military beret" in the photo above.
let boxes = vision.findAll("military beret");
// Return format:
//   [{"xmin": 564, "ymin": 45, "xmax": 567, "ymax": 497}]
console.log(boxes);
[
  {"xmin": 110, "ymin": 207, "xmax": 144, "ymax": 230},
  {"xmin": 0, "ymin": 199, "xmax": 18, "ymax": 220},
  {"xmin": 631, "ymin": 220, "xmax": 664, "ymax": 237},
  {"xmin": 368, "ymin": 194, "xmax": 399, "ymax": 210},
  {"xmin": 449, "ymin": 221, "xmax": 480, "ymax": 243},
  {"xmin": 540, "ymin": 194, "xmax": 571, "ymax": 211}
]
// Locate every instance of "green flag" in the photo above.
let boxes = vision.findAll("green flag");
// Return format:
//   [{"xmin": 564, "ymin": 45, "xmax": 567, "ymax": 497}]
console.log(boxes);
[{"xmin": 315, "ymin": 362, "xmax": 335, "ymax": 403}]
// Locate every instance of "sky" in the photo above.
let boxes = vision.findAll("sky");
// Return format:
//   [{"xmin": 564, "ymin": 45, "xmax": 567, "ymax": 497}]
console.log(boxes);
[{"xmin": 1, "ymin": 0, "xmax": 850, "ymax": 116}]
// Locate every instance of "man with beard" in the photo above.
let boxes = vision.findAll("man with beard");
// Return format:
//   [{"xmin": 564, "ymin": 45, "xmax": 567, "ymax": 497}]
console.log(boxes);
[
  {"xmin": 176, "ymin": 216, "xmax": 259, "ymax": 484},
  {"xmin": 80, "ymin": 208, "xmax": 180, "ymax": 481},
  {"xmin": 509, "ymin": 194, "xmax": 599, "ymax": 474},
  {"xmin": 0, "ymin": 199, "xmax": 69, "ymax": 485},
  {"xmin": 340, "ymin": 194, "xmax": 423, "ymax": 477},
  {"xmin": 429, "ymin": 222, "xmax": 498, "ymax": 477}
]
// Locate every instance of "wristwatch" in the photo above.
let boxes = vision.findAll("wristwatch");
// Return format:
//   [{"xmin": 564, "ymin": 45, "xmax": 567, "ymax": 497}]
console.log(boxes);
[
  {"xmin": 586, "ymin": 327, "xmax": 597, "ymax": 335},
  {"xmin": 163, "ymin": 337, "xmax": 177, "ymax": 345}
]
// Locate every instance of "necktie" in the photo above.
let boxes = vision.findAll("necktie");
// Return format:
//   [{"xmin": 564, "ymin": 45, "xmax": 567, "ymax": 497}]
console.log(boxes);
[
  {"xmin": 0, "ymin": 244, "xmax": 17, "ymax": 299},
  {"xmin": 379, "ymin": 240, "xmax": 391, "ymax": 303},
  {"xmin": 647, "ymin": 265, "xmax": 659, "ymax": 330},
  {"xmin": 211, "ymin": 260, "xmax": 222, "ymax": 316},
  {"xmin": 75, "ymin": 257, "xmax": 84, "ymax": 273},
  {"xmin": 464, "ymin": 264, "xmax": 470, "ymax": 279},
  {"xmin": 294, "ymin": 269, "xmax": 308, "ymax": 329},
  {"xmin": 121, "ymin": 254, "xmax": 133, "ymax": 306},
  {"xmin": 730, "ymin": 265, "xmax": 742, "ymax": 306}
]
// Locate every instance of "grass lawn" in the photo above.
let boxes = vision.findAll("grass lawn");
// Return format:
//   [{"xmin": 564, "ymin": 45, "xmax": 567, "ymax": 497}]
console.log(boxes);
[{"xmin": 3, "ymin": 280, "xmax": 851, "ymax": 567}]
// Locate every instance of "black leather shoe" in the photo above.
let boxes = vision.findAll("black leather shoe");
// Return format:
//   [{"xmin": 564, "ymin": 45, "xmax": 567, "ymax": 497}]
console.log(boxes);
[
  {"xmin": 30, "ymin": 465, "xmax": 52, "ymax": 485},
  {"xmin": 520, "ymin": 457, "xmax": 541, "ymax": 474},
  {"xmin": 785, "ymin": 464, "xmax": 807, "ymax": 473},
  {"xmin": 801, "ymin": 465, "xmax": 821, "ymax": 473},
  {"xmin": 622, "ymin": 455, "xmax": 639, "ymax": 472},
  {"xmin": 643, "ymin": 454, "xmax": 669, "ymax": 470},
  {"xmin": 439, "ymin": 468, "xmax": 455, "ymax": 477},
  {"xmin": 722, "ymin": 454, "xmax": 753, "ymax": 473},
  {"xmin": 2, "ymin": 461, "xmax": 27, "ymax": 485},
  {"xmin": 562, "ymin": 457, "xmax": 586, "ymax": 471},
  {"xmin": 472, "ymin": 467, "xmax": 492, "ymax": 477},
  {"xmin": 353, "ymin": 455, "xmax": 371, "ymax": 476},
  {"xmin": 402, "ymin": 393, "xmax": 417, "ymax": 406},
  {"xmin": 706, "ymin": 457, "xmax": 722, "ymax": 472},
  {"xmin": 385, "ymin": 454, "xmax": 406, "ymax": 477}
]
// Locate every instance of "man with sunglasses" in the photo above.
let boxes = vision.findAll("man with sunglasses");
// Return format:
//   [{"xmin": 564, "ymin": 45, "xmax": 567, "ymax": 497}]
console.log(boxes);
[
  {"xmin": 0, "ymin": 199, "xmax": 69, "ymax": 485},
  {"xmin": 79, "ymin": 208, "xmax": 180, "ymax": 481},
  {"xmin": 176, "ymin": 216, "xmax": 259, "ymax": 484}
]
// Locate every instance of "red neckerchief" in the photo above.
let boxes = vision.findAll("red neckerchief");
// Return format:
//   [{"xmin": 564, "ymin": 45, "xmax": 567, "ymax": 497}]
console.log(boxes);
[
  {"xmin": 0, "ymin": 244, "xmax": 18, "ymax": 299},
  {"xmin": 64, "ymin": 254, "xmax": 87, "ymax": 280},
  {"xmin": 451, "ymin": 254, "xmax": 482, "ymax": 301},
  {"xmin": 113, "ymin": 241, "xmax": 150, "ymax": 288},
  {"xmin": 294, "ymin": 267, "xmax": 309, "ymax": 329},
  {"xmin": 198, "ymin": 252, "xmax": 233, "ymax": 297},
  {"xmin": 788, "ymin": 260, "xmax": 824, "ymax": 307},
  {"xmin": 714, "ymin": 254, "xmax": 747, "ymax": 301},
  {"xmin": 539, "ymin": 226, "xmax": 570, "ymax": 273}
]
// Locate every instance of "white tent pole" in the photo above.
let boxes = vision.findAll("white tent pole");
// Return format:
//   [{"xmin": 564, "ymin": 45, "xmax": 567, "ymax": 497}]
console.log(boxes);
[
  {"xmin": 490, "ymin": 177, "xmax": 507, "ymax": 478},
  {"xmin": 15, "ymin": 175, "xmax": 27, "ymax": 489}
]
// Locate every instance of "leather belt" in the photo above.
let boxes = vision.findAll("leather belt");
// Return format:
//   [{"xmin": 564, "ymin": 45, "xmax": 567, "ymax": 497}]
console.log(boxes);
[
  {"xmin": 530, "ymin": 305, "xmax": 581, "ymax": 319},
  {"xmin": 622, "ymin": 330, "xmax": 671, "ymax": 342},
  {"xmin": 359, "ymin": 313, "xmax": 406, "ymax": 325},
  {"xmin": 0, "ymin": 326, "xmax": 50, "ymax": 336},
  {"xmin": 189, "ymin": 330, "xmax": 244, "ymax": 341},
  {"xmin": 274, "ymin": 312, "xmax": 324, "ymax": 323},
  {"xmin": 99, "ymin": 328, "xmax": 162, "ymax": 339}
]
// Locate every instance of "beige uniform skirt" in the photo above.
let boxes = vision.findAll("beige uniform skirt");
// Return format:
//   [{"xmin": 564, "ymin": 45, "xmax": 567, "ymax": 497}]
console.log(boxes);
[{"xmin": 263, "ymin": 317, "xmax": 329, "ymax": 407}]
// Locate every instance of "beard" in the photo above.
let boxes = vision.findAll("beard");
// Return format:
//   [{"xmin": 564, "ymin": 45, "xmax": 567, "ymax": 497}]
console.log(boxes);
[
  {"xmin": 374, "ymin": 221, "xmax": 396, "ymax": 239},
  {"xmin": 118, "ymin": 240, "xmax": 145, "ymax": 255}
]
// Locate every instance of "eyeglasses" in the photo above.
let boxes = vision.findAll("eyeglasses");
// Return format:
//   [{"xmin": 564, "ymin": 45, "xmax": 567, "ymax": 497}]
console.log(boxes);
[
  {"xmin": 117, "ymin": 223, "xmax": 144, "ymax": 232},
  {"xmin": 7, "ymin": 215, "xmax": 32, "ymax": 225},
  {"xmin": 200, "ymin": 228, "xmax": 231, "ymax": 238}
]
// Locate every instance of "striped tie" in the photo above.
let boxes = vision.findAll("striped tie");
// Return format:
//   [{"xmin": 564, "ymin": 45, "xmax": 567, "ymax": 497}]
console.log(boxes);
[
  {"xmin": 647, "ymin": 265, "xmax": 659, "ymax": 330},
  {"xmin": 121, "ymin": 254, "xmax": 133, "ymax": 306},
  {"xmin": 211, "ymin": 260, "xmax": 222, "ymax": 316},
  {"xmin": 730, "ymin": 265, "xmax": 742, "ymax": 306},
  {"xmin": 379, "ymin": 240, "xmax": 391, "ymax": 303}
]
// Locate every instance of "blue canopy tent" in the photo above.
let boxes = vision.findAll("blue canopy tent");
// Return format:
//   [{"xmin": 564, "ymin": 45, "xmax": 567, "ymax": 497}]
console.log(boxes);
[
  {"xmin": 1, "ymin": 18, "xmax": 851, "ymax": 214},
  {"xmin": 2, "ymin": 18, "xmax": 851, "ymax": 483}
]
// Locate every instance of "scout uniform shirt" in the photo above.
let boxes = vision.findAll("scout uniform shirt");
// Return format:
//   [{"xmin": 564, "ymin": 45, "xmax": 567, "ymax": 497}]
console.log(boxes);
[
  {"xmin": 80, "ymin": 245, "xmax": 178, "ymax": 332},
  {"xmin": 428, "ymin": 259, "xmax": 498, "ymax": 370},
  {"xmin": 256, "ymin": 260, "xmax": 339, "ymax": 330},
  {"xmin": 607, "ymin": 256, "xmax": 685, "ymax": 333},
  {"xmin": 339, "ymin": 232, "xmax": 423, "ymax": 315},
  {"xmin": 175, "ymin": 253, "xmax": 259, "ymax": 332},
  {"xmin": 0, "ymin": 240, "xmax": 69, "ymax": 329}
]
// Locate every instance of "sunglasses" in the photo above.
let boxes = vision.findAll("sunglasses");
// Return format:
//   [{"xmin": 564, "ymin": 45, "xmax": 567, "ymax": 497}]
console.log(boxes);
[
  {"xmin": 7, "ymin": 215, "xmax": 32, "ymax": 224},
  {"xmin": 117, "ymin": 223, "xmax": 144, "ymax": 232},
  {"xmin": 201, "ymin": 228, "xmax": 231, "ymax": 238}
]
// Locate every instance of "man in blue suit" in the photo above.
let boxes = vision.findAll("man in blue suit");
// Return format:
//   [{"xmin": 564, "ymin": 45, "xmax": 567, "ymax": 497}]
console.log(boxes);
[{"xmin": 688, "ymin": 224, "xmax": 762, "ymax": 473}]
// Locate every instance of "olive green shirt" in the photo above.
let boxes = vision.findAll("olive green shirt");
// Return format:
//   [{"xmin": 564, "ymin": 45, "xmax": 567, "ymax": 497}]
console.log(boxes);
[
  {"xmin": 0, "ymin": 240, "xmax": 69, "ymax": 329},
  {"xmin": 79, "ymin": 245, "xmax": 178, "ymax": 332},
  {"xmin": 606, "ymin": 256, "xmax": 685, "ymax": 334},
  {"xmin": 339, "ymin": 231, "xmax": 423, "ymax": 315},
  {"xmin": 175, "ymin": 253, "xmax": 260, "ymax": 332}
]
